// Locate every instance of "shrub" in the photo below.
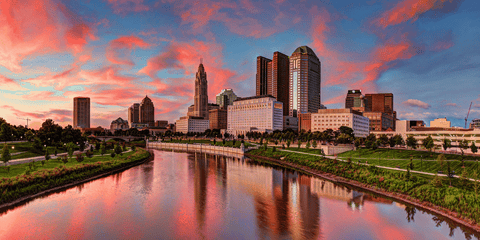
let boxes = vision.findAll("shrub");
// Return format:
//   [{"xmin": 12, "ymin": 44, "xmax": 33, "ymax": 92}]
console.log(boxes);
[
  {"xmin": 45, "ymin": 149, "xmax": 50, "ymax": 161},
  {"xmin": 41, "ymin": 160, "xmax": 46, "ymax": 166},
  {"xmin": 111, "ymin": 152, "xmax": 116, "ymax": 158},
  {"xmin": 272, "ymin": 146, "xmax": 276, "ymax": 152},
  {"xmin": 86, "ymin": 150, "xmax": 93, "ymax": 158},
  {"xmin": 115, "ymin": 144, "xmax": 122, "ymax": 155},
  {"xmin": 54, "ymin": 146, "xmax": 58, "ymax": 156},
  {"xmin": 131, "ymin": 145, "xmax": 136, "ymax": 151},
  {"xmin": 100, "ymin": 144, "xmax": 106, "ymax": 156},
  {"xmin": 282, "ymin": 144, "xmax": 285, "ymax": 149},
  {"xmin": 76, "ymin": 153, "xmax": 84, "ymax": 163},
  {"xmin": 95, "ymin": 142, "xmax": 100, "ymax": 151},
  {"xmin": 61, "ymin": 155, "xmax": 68, "ymax": 165},
  {"xmin": 90, "ymin": 145, "xmax": 94, "ymax": 152}
]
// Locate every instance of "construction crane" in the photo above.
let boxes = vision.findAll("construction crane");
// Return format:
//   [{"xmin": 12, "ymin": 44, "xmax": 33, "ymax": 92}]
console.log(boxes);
[
  {"xmin": 465, "ymin": 102, "xmax": 472, "ymax": 129},
  {"xmin": 17, "ymin": 117, "xmax": 31, "ymax": 129}
]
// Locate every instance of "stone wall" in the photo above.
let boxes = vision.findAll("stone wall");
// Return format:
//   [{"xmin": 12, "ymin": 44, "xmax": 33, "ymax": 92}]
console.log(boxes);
[{"xmin": 148, "ymin": 141, "xmax": 245, "ymax": 157}]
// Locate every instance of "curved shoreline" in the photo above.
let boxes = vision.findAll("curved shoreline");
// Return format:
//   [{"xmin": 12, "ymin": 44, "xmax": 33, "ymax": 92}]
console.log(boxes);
[
  {"xmin": 0, "ymin": 150, "xmax": 153, "ymax": 213},
  {"xmin": 245, "ymin": 153, "xmax": 480, "ymax": 233}
]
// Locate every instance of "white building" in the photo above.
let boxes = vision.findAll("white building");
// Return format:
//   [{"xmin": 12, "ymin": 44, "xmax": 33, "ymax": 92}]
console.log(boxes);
[
  {"xmin": 372, "ymin": 120, "xmax": 480, "ymax": 154},
  {"xmin": 430, "ymin": 117, "xmax": 451, "ymax": 128},
  {"xmin": 311, "ymin": 109, "xmax": 370, "ymax": 138},
  {"xmin": 227, "ymin": 95, "xmax": 283, "ymax": 136},
  {"xmin": 175, "ymin": 116, "xmax": 209, "ymax": 134}
]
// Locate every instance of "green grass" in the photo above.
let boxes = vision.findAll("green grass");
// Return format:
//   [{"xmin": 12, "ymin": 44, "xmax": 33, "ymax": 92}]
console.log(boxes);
[
  {"xmin": 0, "ymin": 149, "xmax": 132, "ymax": 178},
  {"xmin": 3, "ymin": 142, "xmax": 73, "ymax": 160},
  {"xmin": 285, "ymin": 147, "xmax": 324, "ymax": 155},
  {"xmin": 338, "ymin": 148, "xmax": 479, "ymax": 161}
]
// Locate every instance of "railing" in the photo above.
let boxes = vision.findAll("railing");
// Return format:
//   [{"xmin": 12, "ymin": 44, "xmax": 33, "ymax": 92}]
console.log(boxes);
[{"xmin": 147, "ymin": 141, "xmax": 245, "ymax": 157}]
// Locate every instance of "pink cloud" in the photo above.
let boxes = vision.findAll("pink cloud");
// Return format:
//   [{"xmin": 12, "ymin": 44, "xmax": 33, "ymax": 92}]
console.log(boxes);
[
  {"xmin": 373, "ymin": 0, "xmax": 451, "ymax": 28},
  {"xmin": 0, "ymin": 75, "xmax": 25, "ymax": 91},
  {"xmin": 22, "ymin": 91, "xmax": 66, "ymax": 102},
  {"xmin": 106, "ymin": 36, "xmax": 151, "ymax": 65},
  {"xmin": 139, "ymin": 40, "xmax": 236, "ymax": 99},
  {"xmin": 107, "ymin": 0, "xmax": 149, "ymax": 14},
  {"xmin": 0, "ymin": 0, "xmax": 96, "ymax": 73},
  {"xmin": 403, "ymin": 99, "xmax": 431, "ymax": 109},
  {"xmin": 2, "ymin": 105, "xmax": 72, "ymax": 123}
]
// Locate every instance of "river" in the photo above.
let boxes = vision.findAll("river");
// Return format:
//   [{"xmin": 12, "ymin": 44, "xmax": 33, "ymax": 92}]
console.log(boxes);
[{"xmin": 0, "ymin": 150, "xmax": 478, "ymax": 239}]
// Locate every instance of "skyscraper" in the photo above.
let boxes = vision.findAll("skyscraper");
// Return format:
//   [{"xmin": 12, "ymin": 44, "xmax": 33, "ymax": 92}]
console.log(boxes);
[
  {"xmin": 128, "ymin": 103, "xmax": 139, "ymax": 124},
  {"xmin": 345, "ymin": 90, "xmax": 370, "ymax": 111},
  {"xmin": 216, "ymin": 89, "xmax": 237, "ymax": 109},
  {"xmin": 194, "ymin": 63, "xmax": 209, "ymax": 119},
  {"xmin": 256, "ymin": 52, "xmax": 290, "ymax": 116},
  {"xmin": 139, "ymin": 95, "xmax": 155, "ymax": 127},
  {"xmin": 73, "ymin": 97, "xmax": 90, "ymax": 129},
  {"xmin": 256, "ymin": 56, "xmax": 271, "ymax": 96},
  {"xmin": 365, "ymin": 93, "xmax": 393, "ymax": 115},
  {"xmin": 289, "ymin": 46, "xmax": 321, "ymax": 117}
]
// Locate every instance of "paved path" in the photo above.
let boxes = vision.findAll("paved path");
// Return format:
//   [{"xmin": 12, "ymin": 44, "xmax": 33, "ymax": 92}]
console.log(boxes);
[{"xmin": 276, "ymin": 148, "xmax": 480, "ymax": 182}]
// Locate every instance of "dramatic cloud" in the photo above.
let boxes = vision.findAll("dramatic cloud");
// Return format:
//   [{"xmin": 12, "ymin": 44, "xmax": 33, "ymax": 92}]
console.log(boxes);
[
  {"xmin": 0, "ymin": 75, "xmax": 25, "ymax": 91},
  {"xmin": 373, "ymin": 0, "xmax": 454, "ymax": 28},
  {"xmin": 22, "ymin": 91, "xmax": 66, "ymax": 102},
  {"xmin": 2, "ymin": 105, "xmax": 72, "ymax": 123},
  {"xmin": 139, "ymin": 40, "xmax": 236, "ymax": 99},
  {"xmin": 107, "ymin": 0, "xmax": 149, "ymax": 14},
  {"xmin": 403, "ymin": 99, "xmax": 431, "ymax": 109},
  {"xmin": 106, "ymin": 36, "xmax": 151, "ymax": 65},
  {"xmin": 0, "ymin": 0, "xmax": 96, "ymax": 72}
]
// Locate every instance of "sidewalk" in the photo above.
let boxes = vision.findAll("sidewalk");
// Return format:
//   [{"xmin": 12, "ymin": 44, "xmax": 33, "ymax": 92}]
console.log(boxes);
[{"xmin": 276, "ymin": 148, "xmax": 480, "ymax": 182}]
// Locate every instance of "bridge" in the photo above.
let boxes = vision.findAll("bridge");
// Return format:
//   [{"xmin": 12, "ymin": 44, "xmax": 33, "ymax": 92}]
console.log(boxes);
[{"xmin": 91, "ymin": 136, "xmax": 146, "ymax": 142}]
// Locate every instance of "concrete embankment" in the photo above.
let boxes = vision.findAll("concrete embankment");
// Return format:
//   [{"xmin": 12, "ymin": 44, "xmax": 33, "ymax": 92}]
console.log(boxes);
[{"xmin": 147, "ymin": 141, "xmax": 246, "ymax": 158}]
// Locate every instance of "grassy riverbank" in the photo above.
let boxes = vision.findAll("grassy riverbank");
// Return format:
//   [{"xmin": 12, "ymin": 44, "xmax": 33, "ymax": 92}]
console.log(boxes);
[
  {"xmin": 248, "ymin": 148, "xmax": 480, "ymax": 227},
  {"xmin": 0, "ymin": 149, "xmax": 150, "ymax": 205},
  {"xmin": 339, "ymin": 148, "xmax": 479, "ymax": 160}
]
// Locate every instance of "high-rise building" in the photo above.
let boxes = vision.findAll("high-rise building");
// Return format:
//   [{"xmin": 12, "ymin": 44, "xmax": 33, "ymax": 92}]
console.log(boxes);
[
  {"xmin": 311, "ymin": 109, "xmax": 370, "ymax": 137},
  {"xmin": 194, "ymin": 63, "xmax": 209, "ymax": 119},
  {"xmin": 216, "ymin": 89, "xmax": 237, "ymax": 109},
  {"xmin": 128, "ymin": 103, "xmax": 139, "ymax": 124},
  {"xmin": 209, "ymin": 108, "xmax": 227, "ymax": 130},
  {"xmin": 256, "ymin": 56, "xmax": 271, "ymax": 96},
  {"xmin": 73, "ymin": 97, "xmax": 90, "ymax": 129},
  {"xmin": 256, "ymin": 52, "xmax": 290, "ymax": 116},
  {"xmin": 289, "ymin": 46, "xmax": 321, "ymax": 117},
  {"xmin": 139, "ymin": 95, "xmax": 155, "ymax": 127},
  {"xmin": 365, "ymin": 93, "xmax": 393, "ymax": 115}
]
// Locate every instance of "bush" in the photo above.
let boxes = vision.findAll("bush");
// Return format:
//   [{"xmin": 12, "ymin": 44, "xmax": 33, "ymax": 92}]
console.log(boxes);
[
  {"xmin": 45, "ymin": 149, "xmax": 50, "ymax": 161},
  {"xmin": 61, "ymin": 155, "xmax": 68, "ymax": 165},
  {"xmin": 115, "ymin": 144, "xmax": 122, "ymax": 155},
  {"xmin": 111, "ymin": 152, "xmax": 116, "ymax": 158},
  {"xmin": 76, "ymin": 153, "xmax": 84, "ymax": 163},
  {"xmin": 85, "ymin": 150, "xmax": 93, "ymax": 158},
  {"xmin": 90, "ymin": 145, "xmax": 94, "ymax": 152},
  {"xmin": 131, "ymin": 145, "xmax": 136, "ymax": 151},
  {"xmin": 95, "ymin": 142, "xmax": 100, "ymax": 151}
]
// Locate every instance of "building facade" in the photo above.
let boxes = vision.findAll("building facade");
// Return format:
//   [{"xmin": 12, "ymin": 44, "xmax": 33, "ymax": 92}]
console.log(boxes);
[
  {"xmin": 430, "ymin": 118, "xmax": 451, "ymax": 128},
  {"xmin": 472, "ymin": 119, "xmax": 480, "ymax": 129},
  {"xmin": 139, "ymin": 95, "xmax": 155, "ymax": 127},
  {"xmin": 209, "ymin": 108, "xmax": 227, "ymax": 130},
  {"xmin": 365, "ymin": 93, "xmax": 393, "ymax": 114},
  {"xmin": 193, "ymin": 63, "xmax": 209, "ymax": 119},
  {"xmin": 298, "ymin": 113, "xmax": 312, "ymax": 132},
  {"xmin": 110, "ymin": 117, "xmax": 129, "ymax": 132},
  {"xmin": 128, "ymin": 103, "xmax": 140, "ymax": 125},
  {"xmin": 73, "ymin": 97, "xmax": 90, "ymax": 129},
  {"xmin": 227, "ymin": 95, "xmax": 283, "ymax": 136},
  {"xmin": 363, "ymin": 112, "xmax": 394, "ymax": 131},
  {"xmin": 289, "ymin": 46, "xmax": 321, "ymax": 117},
  {"xmin": 155, "ymin": 120, "xmax": 168, "ymax": 128},
  {"xmin": 345, "ymin": 90, "xmax": 370, "ymax": 111},
  {"xmin": 311, "ymin": 109, "xmax": 370, "ymax": 138},
  {"xmin": 283, "ymin": 116, "xmax": 298, "ymax": 131},
  {"xmin": 176, "ymin": 116, "xmax": 209, "ymax": 134},
  {"xmin": 216, "ymin": 89, "xmax": 238, "ymax": 109},
  {"xmin": 256, "ymin": 56, "xmax": 271, "ymax": 96}
]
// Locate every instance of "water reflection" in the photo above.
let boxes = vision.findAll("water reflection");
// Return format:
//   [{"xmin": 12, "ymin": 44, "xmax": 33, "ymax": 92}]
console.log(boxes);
[{"xmin": 0, "ymin": 150, "xmax": 479, "ymax": 240}]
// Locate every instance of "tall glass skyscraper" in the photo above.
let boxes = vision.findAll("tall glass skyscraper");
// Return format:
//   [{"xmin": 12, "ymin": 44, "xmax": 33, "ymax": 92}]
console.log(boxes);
[{"xmin": 289, "ymin": 46, "xmax": 321, "ymax": 117}]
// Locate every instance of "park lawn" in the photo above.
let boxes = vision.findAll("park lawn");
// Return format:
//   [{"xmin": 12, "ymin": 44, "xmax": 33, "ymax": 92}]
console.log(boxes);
[
  {"xmin": 2, "ymin": 142, "xmax": 32, "ymax": 153},
  {"xmin": 5, "ymin": 143, "xmax": 73, "ymax": 160},
  {"xmin": 285, "ymin": 147, "xmax": 324, "ymax": 155},
  {"xmin": 249, "ymin": 148, "xmax": 323, "ymax": 162},
  {"xmin": 338, "ymin": 148, "xmax": 479, "ymax": 161},
  {"xmin": 0, "ymin": 149, "xmax": 135, "ymax": 179}
]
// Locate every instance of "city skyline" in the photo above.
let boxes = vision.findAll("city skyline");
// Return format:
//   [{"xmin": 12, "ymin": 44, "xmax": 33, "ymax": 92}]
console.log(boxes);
[{"xmin": 1, "ymin": 0, "xmax": 480, "ymax": 129}]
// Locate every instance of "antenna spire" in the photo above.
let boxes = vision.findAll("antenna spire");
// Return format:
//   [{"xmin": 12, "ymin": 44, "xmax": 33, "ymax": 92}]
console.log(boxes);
[{"xmin": 200, "ymin": 58, "xmax": 203, "ymax": 64}]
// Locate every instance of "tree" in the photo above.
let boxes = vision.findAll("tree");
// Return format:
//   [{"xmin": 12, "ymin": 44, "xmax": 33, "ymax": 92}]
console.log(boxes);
[
  {"xmin": 312, "ymin": 140, "xmax": 317, "ymax": 149},
  {"xmin": 37, "ymin": 119, "xmax": 63, "ymax": 145},
  {"xmin": 422, "ymin": 136, "xmax": 434, "ymax": 152},
  {"xmin": 339, "ymin": 126, "xmax": 354, "ymax": 138},
  {"xmin": 45, "ymin": 148, "xmax": 50, "ymax": 161},
  {"xmin": 0, "ymin": 123, "xmax": 13, "ymax": 142},
  {"xmin": 354, "ymin": 138, "xmax": 362, "ymax": 148},
  {"xmin": 305, "ymin": 141, "xmax": 311, "ymax": 149},
  {"xmin": 394, "ymin": 135, "xmax": 404, "ymax": 147},
  {"xmin": 32, "ymin": 137, "xmax": 43, "ymax": 153},
  {"xmin": 25, "ymin": 130, "xmax": 34, "ymax": 142},
  {"xmin": 115, "ymin": 143, "xmax": 122, "ymax": 155},
  {"xmin": 408, "ymin": 157, "xmax": 414, "ymax": 170},
  {"xmin": 437, "ymin": 154, "xmax": 445, "ymax": 172},
  {"xmin": 67, "ymin": 142, "xmax": 76, "ymax": 159},
  {"xmin": 442, "ymin": 138, "xmax": 451, "ymax": 151},
  {"xmin": 371, "ymin": 141, "xmax": 378, "ymax": 150},
  {"xmin": 388, "ymin": 136, "xmax": 396, "ymax": 148},
  {"xmin": 286, "ymin": 139, "xmax": 291, "ymax": 148},
  {"xmin": 1, "ymin": 144, "xmax": 11, "ymax": 166},
  {"xmin": 100, "ymin": 143, "xmax": 106, "ymax": 156},
  {"xmin": 406, "ymin": 136, "xmax": 417, "ymax": 149},
  {"xmin": 471, "ymin": 142, "xmax": 478, "ymax": 155},
  {"xmin": 379, "ymin": 134, "xmax": 389, "ymax": 146}
]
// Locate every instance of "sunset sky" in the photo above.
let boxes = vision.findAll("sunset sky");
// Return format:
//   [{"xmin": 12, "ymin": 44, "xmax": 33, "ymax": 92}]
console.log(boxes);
[{"xmin": 1, "ymin": 0, "xmax": 479, "ymax": 129}]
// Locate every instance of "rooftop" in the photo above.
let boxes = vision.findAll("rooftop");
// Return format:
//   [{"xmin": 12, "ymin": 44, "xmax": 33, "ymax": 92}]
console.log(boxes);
[{"xmin": 234, "ymin": 95, "xmax": 275, "ymax": 102}]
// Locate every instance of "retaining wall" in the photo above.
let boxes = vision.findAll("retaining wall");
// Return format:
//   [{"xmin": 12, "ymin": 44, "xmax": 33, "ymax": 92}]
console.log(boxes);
[{"xmin": 148, "ymin": 141, "xmax": 245, "ymax": 157}]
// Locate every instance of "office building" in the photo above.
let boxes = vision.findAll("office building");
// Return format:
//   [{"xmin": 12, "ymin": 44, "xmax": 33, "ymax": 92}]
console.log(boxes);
[
  {"xmin": 345, "ymin": 90, "xmax": 370, "ymax": 112},
  {"xmin": 139, "ymin": 95, "xmax": 155, "ymax": 127},
  {"xmin": 128, "ymin": 103, "xmax": 140, "ymax": 125},
  {"xmin": 298, "ymin": 113, "xmax": 312, "ymax": 132},
  {"xmin": 73, "ymin": 97, "xmax": 90, "ymax": 129},
  {"xmin": 110, "ymin": 117, "xmax": 129, "ymax": 132},
  {"xmin": 283, "ymin": 116, "xmax": 298, "ymax": 131},
  {"xmin": 155, "ymin": 120, "xmax": 168, "ymax": 128},
  {"xmin": 216, "ymin": 89, "xmax": 238, "ymax": 109},
  {"xmin": 472, "ymin": 119, "xmax": 480, "ymax": 129},
  {"xmin": 365, "ymin": 93, "xmax": 393, "ymax": 115},
  {"xmin": 209, "ymin": 108, "xmax": 227, "ymax": 130},
  {"xmin": 311, "ymin": 109, "xmax": 370, "ymax": 138},
  {"xmin": 363, "ymin": 112, "xmax": 394, "ymax": 131},
  {"xmin": 289, "ymin": 46, "xmax": 321, "ymax": 117},
  {"xmin": 256, "ymin": 52, "xmax": 290, "ymax": 116},
  {"xmin": 194, "ymin": 63, "xmax": 209, "ymax": 119},
  {"xmin": 176, "ymin": 116, "xmax": 209, "ymax": 134},
  {"xmin": 430, "ymin": 118, "xmax": 451, "ymax": 128},
  {"xmin": 227, "ymin": 95, "xmax": 283, "ymax": 136}
]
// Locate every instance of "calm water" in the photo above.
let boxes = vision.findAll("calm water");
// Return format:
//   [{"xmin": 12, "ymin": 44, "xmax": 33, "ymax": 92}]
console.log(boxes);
[{"xmin": 0, "ymin": 150, "xmax": 479, "ymax": 240}]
